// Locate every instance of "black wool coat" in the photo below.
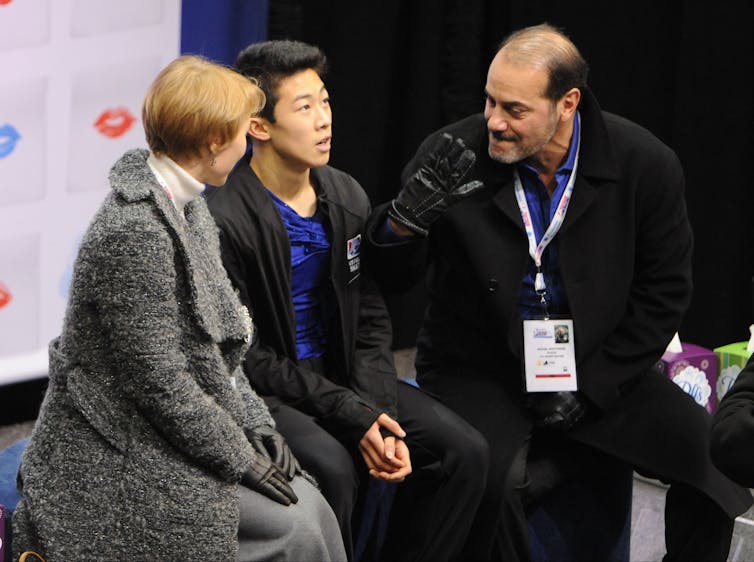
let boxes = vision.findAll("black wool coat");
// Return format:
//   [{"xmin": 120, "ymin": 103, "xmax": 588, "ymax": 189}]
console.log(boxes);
[
  {"xmin": 366, "ymin": 90, "xmax": 752, "ymax": 517},
  {"xmin": 207, "ymin": 159, "xmax": 398, "ymax": 443},
  {"xmin": 711, "ymin": 354, "xmax": 754, "ymax": 487}
]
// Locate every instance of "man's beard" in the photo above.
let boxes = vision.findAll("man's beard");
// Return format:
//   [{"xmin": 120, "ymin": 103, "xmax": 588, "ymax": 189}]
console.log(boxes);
[{"xmin": 487, "ymin": 110, "xmax": 559, "ymax": 165}]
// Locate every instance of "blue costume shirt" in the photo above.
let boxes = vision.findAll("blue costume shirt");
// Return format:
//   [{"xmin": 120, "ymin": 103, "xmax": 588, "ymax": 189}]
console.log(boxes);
[{"xmin": 268, "ymin": 190, "xmax": 331, "ymax": 359}]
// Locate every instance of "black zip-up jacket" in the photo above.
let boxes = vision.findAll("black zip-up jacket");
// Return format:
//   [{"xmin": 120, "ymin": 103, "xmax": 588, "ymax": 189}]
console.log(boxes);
[{"xmin": 206, "ymin": 157, "xmax": 398, "ymax": 442}]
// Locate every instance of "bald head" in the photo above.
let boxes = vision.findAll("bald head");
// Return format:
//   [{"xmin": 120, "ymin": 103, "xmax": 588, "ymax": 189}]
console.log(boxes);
[{"xmin": 496, "ymin": 23, "xmax": 589, "ymax": 102}]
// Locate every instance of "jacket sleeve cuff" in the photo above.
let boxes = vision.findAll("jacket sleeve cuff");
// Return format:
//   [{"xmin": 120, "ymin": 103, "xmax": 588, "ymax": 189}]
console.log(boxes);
[{"xmin": 337, "ymin": 396, "xmax": 382, "ymax": 443}]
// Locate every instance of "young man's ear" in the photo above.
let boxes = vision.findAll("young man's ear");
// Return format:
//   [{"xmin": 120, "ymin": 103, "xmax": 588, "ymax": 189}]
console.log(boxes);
[{"xmin": 248, "ymin": 117, "xmax": 271, "ymax": 142}]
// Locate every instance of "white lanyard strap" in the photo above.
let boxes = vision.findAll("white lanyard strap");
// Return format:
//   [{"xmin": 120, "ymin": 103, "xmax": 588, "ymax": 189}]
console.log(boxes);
[
  {"xmin": 149, "ymin": 165, "xmax": 176, "ymax": 206},
  {"xmin": 513, "ymin": 126, "xmax": 581, "ymax": 296}
]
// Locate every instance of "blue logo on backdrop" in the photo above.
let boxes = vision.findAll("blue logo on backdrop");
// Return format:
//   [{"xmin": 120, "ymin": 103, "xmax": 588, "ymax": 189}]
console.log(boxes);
[{"xmin": 0, "ymin": 123, "xmax": 21, "ymax": 158}]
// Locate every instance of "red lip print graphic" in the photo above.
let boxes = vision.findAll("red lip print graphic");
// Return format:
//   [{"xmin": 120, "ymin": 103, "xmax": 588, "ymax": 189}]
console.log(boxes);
[
  {"xmin": 0, "ymin": 0, "xmax": 14, "ymax": 6},
  {"xmin": 94, "ymin": 107, "xmax": 136, "ymax": 138},
  {"xmin": 0, "ymin": 282, "xmax": 12, "ymax": 309}
]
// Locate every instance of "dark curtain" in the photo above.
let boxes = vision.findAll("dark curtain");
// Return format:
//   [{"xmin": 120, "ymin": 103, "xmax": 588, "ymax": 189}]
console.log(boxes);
[
  {"xmin": 268, "ymin": 0, "xmax": 754, "ymax": 351},
  {"xmin": 181, "ymin": 0, "xmax": 268, "ymax": 64}
]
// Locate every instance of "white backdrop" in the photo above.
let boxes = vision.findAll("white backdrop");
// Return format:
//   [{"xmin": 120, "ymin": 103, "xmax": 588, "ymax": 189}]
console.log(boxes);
[{"xmin": 0, "ymin": 0, "xmax": 181, "ymax": 384}]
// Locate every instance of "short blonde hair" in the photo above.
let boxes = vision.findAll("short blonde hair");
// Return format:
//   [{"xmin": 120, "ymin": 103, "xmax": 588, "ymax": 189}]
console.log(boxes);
[{"xmin": 142, "ymin": 55, "xmax": 265, "ymax": 160}]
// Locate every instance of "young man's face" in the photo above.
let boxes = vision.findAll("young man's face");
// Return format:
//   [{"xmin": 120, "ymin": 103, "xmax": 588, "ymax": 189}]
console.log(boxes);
[{"xmin": 267, "ymin": 68, "xmax": 332, "ymax": 171}]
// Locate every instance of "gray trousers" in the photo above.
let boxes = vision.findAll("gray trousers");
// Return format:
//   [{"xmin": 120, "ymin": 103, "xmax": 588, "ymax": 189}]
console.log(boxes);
[{"xmin": 237, "ymin": 475, "xmax": 346, "ymax": 562}]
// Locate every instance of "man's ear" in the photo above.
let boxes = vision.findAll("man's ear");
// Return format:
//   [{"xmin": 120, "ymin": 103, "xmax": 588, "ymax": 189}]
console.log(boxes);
[
  {"xmin": 248, "ymin": 117, "xmax": 270, "ymax": 142},
  {"xmin": 559, "ymin": 87, "xmax": 581, "ymax": 122}
]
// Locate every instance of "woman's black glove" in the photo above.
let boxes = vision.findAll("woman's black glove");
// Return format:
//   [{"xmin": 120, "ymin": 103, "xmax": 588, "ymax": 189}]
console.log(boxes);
[
  {"xmin": 246, "ymin": 426, "xmax": 300, "ymax": 480},
  {"xmin": 527, "ymin": 391, "xmax": 587, "ymax": 432},
  {"xmin": 389, "ymin": 133, "xmax": 484, "ymax": 236},
  {"xmin": 240, "ymin": 454, "xmax": 299, "ymax": 506}
]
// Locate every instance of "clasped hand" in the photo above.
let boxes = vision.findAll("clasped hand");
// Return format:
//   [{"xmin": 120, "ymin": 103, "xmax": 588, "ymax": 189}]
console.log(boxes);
[
  {"xmin": 359, "ymin": 413, "xmax": 412, "ymax": 482},
  {"xmin": 240, "ymin": 426, "xmax": 301, "ymax": 505},
  {"xmin": 527, "ymin": 391, "xmax": 587, "ymax": 432},
  {"xmin": 246, "ymin": 425, "xmax": 300, "ymax": 480}
]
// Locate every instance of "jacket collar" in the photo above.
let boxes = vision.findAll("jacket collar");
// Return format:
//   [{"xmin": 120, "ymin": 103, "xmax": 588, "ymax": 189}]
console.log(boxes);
[
  {"xmin": 575, "ymin": 87, "xmax": 620, "ymax": 182},
  {"xmin": 109, "ymin": 149, "xmax": 251, "ymax": 344},
  {"xmin": 491, "ymin": 88, "xmax": 619, "ymax": 232}
]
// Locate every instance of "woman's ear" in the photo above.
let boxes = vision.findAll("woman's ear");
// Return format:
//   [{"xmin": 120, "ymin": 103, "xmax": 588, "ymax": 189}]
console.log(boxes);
[
  {"xmin": 248, "ymin": 117, "xmax": 271, "ymax": 142},
  {"xmin": 206, "ymin": 134, "xmax": 224, "ymax": 156}
]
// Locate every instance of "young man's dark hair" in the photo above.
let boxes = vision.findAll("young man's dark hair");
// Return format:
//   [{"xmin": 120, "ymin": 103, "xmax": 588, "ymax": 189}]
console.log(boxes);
[{"xmin": 234, "ymin": 40, "xmax": 327, "ymax": 122}]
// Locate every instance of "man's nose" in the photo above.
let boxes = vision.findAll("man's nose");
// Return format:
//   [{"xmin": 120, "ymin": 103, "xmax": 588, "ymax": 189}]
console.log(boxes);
[{"xmin": 487, "ymin": 112, "xmax": 509, "ymax": 132}]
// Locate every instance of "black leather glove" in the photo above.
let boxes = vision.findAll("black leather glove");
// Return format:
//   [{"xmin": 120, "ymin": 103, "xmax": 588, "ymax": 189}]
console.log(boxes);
[
  {"xmin": 246, "ymin": 426, "xmax": 300, "ymax": 481},
  {"xmin": 240, "ymin": 453, "xmax": 299, "ymax": 506},
  {"xmin": 527, "ymin": 391, "xmax": 587, "ymax": 432},
  {"xmin": 389, "ymin": 133, "xmax": 484, "ymax": 236}
]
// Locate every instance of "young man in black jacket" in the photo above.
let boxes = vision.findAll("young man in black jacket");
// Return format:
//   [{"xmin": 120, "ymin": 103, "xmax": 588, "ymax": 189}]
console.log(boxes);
[{"xmin": 206, "ymin": 40, "xmax": 487, "ymax": 562}]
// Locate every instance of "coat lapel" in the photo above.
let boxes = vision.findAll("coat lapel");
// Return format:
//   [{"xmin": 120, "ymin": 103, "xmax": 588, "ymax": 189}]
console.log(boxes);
[
  {"xmin": 241, "ymin": 164, "xmax": 298, "ymax": 339},
  {"xmin": 559, "ymin": 88, "xmax": 620, "ymax": 233},
  {"xmin": 491, "ymin": 177, "xmax": 524, "ymax": 231},
  {"xmin": 109, "ymin": 149, "xmax": 251, "ymax": 344},
  {"xmin": 560, "ymin": 177, "xmax": 597, "ymax": 233},
  {"xmin": 488, "ymin": 88, "xmax": 619, "ymax": 235}
]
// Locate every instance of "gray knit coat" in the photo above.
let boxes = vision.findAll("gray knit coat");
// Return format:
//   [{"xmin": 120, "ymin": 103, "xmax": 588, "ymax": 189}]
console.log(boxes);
[{"xmin": 13, "ymin": 149, "xmax": 274, "ymax": 561}]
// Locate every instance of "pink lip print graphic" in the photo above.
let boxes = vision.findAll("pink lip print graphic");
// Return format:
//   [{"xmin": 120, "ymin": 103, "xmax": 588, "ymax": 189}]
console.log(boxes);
[
  {"xmin": 94, "ymin": 107, "xmax": 136, "ymax": 138},
  {"xmin": 0, "ymin": 282, "xmax": 12, "ymax": 309}
]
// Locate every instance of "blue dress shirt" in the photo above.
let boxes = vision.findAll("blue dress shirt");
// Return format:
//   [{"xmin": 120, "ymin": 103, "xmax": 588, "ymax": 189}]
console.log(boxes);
[{"xmin": 516, "ymin": 112, "xmax": 580, "ymax": 320}]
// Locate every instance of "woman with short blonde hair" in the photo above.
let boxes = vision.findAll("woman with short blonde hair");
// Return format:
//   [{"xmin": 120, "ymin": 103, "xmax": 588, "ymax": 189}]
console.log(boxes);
[
  {"xmin": 12, "ymin": 55, "xmax": 345, "ymax": 562},
  {"xmin": 143, "ymin": 55, "xmax": 264, "ymax": 161}
]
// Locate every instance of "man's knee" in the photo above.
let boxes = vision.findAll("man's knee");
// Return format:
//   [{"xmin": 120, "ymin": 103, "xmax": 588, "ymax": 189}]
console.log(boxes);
[
  {"xmin": 453, "ymin": 426, "xmax": 490, "ymax": 481},
  {"xmin": 503, "ymin": 442, "xmax": 529, "ymax": 498}
]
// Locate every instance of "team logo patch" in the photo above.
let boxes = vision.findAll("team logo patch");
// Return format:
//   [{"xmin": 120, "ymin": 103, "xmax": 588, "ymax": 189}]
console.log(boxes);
[
  {"xmin": 346, "ymin": 234, "xmax": 361, "ymax": 276},
  {"xmin": 347, "ymin": 234, "xmax": 361, "ymax": 259}
]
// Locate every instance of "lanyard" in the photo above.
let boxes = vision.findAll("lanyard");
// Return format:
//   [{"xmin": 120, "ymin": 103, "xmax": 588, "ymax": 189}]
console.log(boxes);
[
  {"xmin": 513, "ymin": 126, "xmax": 581, "ymax": 318},
  {"xmin": 149, "ymin": 166, "xmax": 176, "ymax": 205},
  {"xmin": 147, "ymin": 159, "xmax": 183, "ymax": 219}
]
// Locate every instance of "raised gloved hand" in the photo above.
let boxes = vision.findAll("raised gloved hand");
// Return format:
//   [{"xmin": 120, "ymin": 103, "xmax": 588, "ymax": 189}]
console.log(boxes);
[
  {"xmin": 246, "ymin": 426, "xmax": 300, "ymax": 481},
  {"xmin": 527, "ymin": 391, "xmax": 587, "ymax": 432},
  {"xmin": 240, "ymin": 453, "xmax": 299, "ymax": 505},
  {"xmin": 389, "ymin": 133, "xmax": 484, "ymax": 236}
]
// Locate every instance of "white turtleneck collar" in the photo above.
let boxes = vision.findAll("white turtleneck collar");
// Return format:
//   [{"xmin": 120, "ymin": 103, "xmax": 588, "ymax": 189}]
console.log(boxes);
[{"xmin": 147, "ymin": 152, "xmax": 205, "ymax": 218}]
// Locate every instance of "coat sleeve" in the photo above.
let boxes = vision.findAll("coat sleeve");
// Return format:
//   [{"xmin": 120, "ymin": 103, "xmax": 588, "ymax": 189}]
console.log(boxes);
[
  {"xmin": 363, "ymin": 133, "xmax": 437, "ymax": 294},
  {"xmin": 215, "ymin": 217, "xmax": 382, "ymax": 443},
  {"xmin": 364, "ymin": 202, "xmax": 430, "ymax": 294},
  {"xmin": 95, "ymin": 226, "xmax": 255, "ymax": 483},
  {"xmin": 711, "ymin": 358, "xmax": 754, "ymax": 487},
  {"xmin": 578, "ymin": 143, "xmax": 694, "ymax": 408},
  {"xmin": 348, "ymin": 238, "xmax": 400, "ymax": 421},
  {"xmin": 234, "ymin": 363, "xmax": 277, "ymax": 431},
  {"xmin": 245, "ymin": 338, "xmax": 381, "ymax": 440}
]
